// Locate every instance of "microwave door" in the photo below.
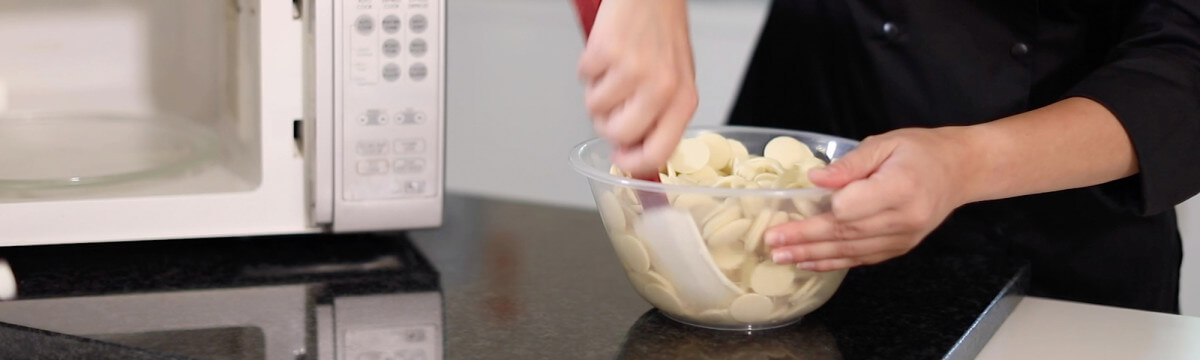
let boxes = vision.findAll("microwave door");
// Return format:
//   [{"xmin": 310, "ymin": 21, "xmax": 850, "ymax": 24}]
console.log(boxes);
[
  {"xmin": 304, "ymin": 0, "xmax": 445, "ymax": 232},
  {"xmin": 303, "ymin": 0, "xmax": 335, "ymax": 227}
]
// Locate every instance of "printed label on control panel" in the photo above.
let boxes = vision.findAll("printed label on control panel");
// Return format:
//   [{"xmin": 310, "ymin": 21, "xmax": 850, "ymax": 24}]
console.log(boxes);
[
  {"xmin": 344, "ymin": 324, "xmax": 439, "ymax": 360},
  {"xmin": 350, "ymin": 10, "xmax": 378, "ymax": 84}
]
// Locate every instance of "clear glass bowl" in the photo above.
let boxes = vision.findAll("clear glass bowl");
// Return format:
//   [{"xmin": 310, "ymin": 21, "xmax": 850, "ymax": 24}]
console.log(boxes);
[
  {"xmin": 0, "ymin": 112, "xmax": 219, "ymax": 191},
  {"xmin": 570, "ymin": 126, "xmax": 860, "ymax": 330}
]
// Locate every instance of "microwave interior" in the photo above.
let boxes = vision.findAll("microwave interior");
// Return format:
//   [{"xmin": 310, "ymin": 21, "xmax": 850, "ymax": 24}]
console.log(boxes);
[{"xmin": 0, "ymin": 0, "xmax": 265, "ymax": 202}]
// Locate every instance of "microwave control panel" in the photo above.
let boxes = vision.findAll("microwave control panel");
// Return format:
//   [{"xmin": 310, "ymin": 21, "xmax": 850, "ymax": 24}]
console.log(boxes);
[{"xmin": 340, "ymin": 0, "xmax": 441, "ymax": 201}]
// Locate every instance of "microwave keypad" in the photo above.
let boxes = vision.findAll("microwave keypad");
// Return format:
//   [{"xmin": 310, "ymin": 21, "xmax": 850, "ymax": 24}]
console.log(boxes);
[{"xmin": 342, "ymin": 0, "xmax": 440, "ymax": 201}]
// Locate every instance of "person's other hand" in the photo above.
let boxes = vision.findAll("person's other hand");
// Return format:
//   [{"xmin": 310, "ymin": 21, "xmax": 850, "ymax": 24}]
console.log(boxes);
[
  {"xmin": 764, "ymin": 127, "xmax": 981, "ymax": 271},
  {"xmin": 578, "ymin": 0, "xmax": 698, "ymax": 177}
]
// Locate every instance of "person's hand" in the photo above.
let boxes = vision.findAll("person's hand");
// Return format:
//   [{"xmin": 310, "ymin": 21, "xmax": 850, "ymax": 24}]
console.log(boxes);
[
  {"xmin": 764, "ymin": 127, "xmax": 982, "ymax": 271},
  {"xmin": 578, "ymin": 0, "xmax": 698, "ymax": 176}
]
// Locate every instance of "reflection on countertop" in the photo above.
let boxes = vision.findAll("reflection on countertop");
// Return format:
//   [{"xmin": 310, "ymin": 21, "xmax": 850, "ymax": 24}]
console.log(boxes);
[
  {"xmin": 0, "ymin": 231, "xmax": 441, "ymax": 360},
  {"xmin": 618, "ymin": 310, "xmax": 843, "ymax": 360}
]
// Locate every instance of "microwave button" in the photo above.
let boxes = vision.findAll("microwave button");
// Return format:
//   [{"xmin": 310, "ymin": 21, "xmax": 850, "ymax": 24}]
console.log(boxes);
[
  {"xmin": 393, "ymin": 158, "xmax": 426, "ymax": 174},
  {"xmin": 409, "ymin": 63, "xmax": 428, "ymax": 81},
  {"xmin": 382, "ymin": 39, "xmax": 401, "ymax": 58},
  {"xmin": 396, "ymin": 109, "xmax": 426, "ymax": 125},
  {"xmin": 356, "ymin": 140, "xmax": 390, "ymax": 156},
  {"xmin": 357, "ymin": 159, "xmax": 390, "ymax": 175},
  {"xmin": 404, "ymin": 180, "xmax": 426, "ymax": 194},
  {"xmin": 409, "ymin": 38, "xmax": 428, "ymax": 57},
  {"xmin": 410, "ymin": 14, "xmax": 428, "ymax": 34},
  {"xmin": 355, "ymin": 15, "xmax": 375, "ymax": 35},
  {"xmin": 382, "ymin": 14, "xmax": 401, "ymax": 34},
  {"xmin": 361, "ymin": 109, "xmax": 386, "ymax": 125},
  {"xmin": 394, "ymin": 139, "xmax": 426, "ymax": 154},
  {"xmin": 382, "ymin": 63, "xmax": 401, "ymax": 82}
]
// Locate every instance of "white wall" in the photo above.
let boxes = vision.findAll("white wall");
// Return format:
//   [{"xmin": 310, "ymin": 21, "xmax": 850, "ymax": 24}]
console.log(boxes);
[
  {"xmin": 443, "ymin": 0, "xmax": 1200, "ymax": 316},
  {"xmin": 444, "ymin": 0, "xmax": 770, "ymax": 209}
]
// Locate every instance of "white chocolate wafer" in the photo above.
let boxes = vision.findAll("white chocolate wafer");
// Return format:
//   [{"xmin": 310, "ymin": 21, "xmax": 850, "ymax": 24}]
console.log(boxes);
[
  {"xmin": 613, "ymin": 234, "xmax": 651, "ymax": 273},
  {"xmin": 727, "ymin": 139, "xmax": 751, "ymax": 170},
  {"xmin": 707, "ymin": 218, "xmax": 752, "ymax": 247},
  {"xmin": 743, "ymin": 209, "xmax": 774, "ymax": 253},
  {"xmin": 765, "ymin": 136, "xmax": 815, "ymax": 166},
  {"xmin": 710, "ymin": 244, "xmax": 747, "ymax": 271},
  {"xmin": 738, "ymin": 255, "xmax": 759, "ymax": 284},
  {"xmin": 798, "ymin": 156, "xmax": 827, "ymax": 173},
  {"xmin": 712, "ymin": 175, "xmax": 750, "ymax": 188},
  {"xmin": 735, "ymin": 157, "xmax": 785, "ymax": 179},
  {"xmin": 610, "ymin": 164, "xmax": 625, "ymax": 176},
  {"xmin": 768, "ymin": 211, "xmax": 790, "ymax": 227},
  {"xmin": 696, "ymin": 309, "xmax": 734, "ymax": 324},
  {"xmin": 729, "ymin": 293, "xmax": 775, "ymax": 323},
  {"xmin": 681, "ymin": 166, "xmax": 721, "ymax": 186},
  {"xmin": 739, "ymin": 194, "xmax": 770, "ymax": 218},
  {"xmin": 697, "ymin": 132, "xmax": 733, "ymax": 171},
  {"xmin": 598, "ymin": 192, "xmax": 626, "ymax": 233},
  {"xmin": 644, "ymin": 283, "xmax": 687, "ymax": 315},
  {"xmin": 668, "ymin": 138, "xmax": 711, "ymax": 174},
  {"xmin": 702, "ymin": 207, "xmax": 744, "ymax": 239},
  {"xmin": 672, "ymin": 194, "xmax": 720, "ymax": 223},
  {"xmin": 789, "ymin": 275, "xmax": 821, "ymax": 303},
  {"xmin": 750, "ymin": 261, "xmax": 799, "ymax": 296}
]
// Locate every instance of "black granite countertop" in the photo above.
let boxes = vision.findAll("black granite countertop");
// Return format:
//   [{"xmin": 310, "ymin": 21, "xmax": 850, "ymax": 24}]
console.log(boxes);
[
  {"xmin": 407, "ymin": 196, "xmax": 1029, "ymax": 360},
  {"xmin": 0, "ymin": 194, "xmax": 1028, "ymax": 360}
]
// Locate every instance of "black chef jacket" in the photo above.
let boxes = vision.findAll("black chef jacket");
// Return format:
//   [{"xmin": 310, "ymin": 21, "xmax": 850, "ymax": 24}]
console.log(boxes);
[{"xmin": 729, "ymin": 0, "xmax": 1200, "ymax": 313}]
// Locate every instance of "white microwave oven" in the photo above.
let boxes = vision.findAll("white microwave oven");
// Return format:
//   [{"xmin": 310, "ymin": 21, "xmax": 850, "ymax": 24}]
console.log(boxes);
[{"xmin": 0, "ymin": 0, "xmax": 445, "ymax": 245}]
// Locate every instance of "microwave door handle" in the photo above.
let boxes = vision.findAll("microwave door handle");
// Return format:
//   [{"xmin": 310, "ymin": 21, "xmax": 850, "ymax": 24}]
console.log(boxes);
[{"xmin": 303, "ymin": 0, "xmax": 334, "ymax": 226}]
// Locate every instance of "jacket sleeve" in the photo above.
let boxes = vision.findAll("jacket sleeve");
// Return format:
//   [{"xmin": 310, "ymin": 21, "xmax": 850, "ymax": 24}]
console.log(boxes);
[{"xmin": 1064, "ymin": 0, "xmax": 1200, "ymax": 216}]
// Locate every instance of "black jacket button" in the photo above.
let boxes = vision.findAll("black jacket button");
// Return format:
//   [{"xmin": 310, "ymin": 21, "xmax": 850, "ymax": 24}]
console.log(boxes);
[
  {"xmin": 1011, "ymin": 42, "xmax": 1030, "ymax": 57},
  {"xmin": 882, "ymin": 22, "xmax": 901, "ymax": 41}
]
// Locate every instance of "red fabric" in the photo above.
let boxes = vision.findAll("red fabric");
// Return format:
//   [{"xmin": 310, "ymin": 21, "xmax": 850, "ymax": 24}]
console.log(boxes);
[{"xmin": 572, "ymin": 0, "xmax": 602, "ymax": 38}]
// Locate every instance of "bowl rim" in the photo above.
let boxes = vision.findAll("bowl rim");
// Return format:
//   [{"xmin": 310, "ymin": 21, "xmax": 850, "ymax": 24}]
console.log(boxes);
[{"xmin": 568, "ymin": 125, "xmax": 861, "ymax": 198}]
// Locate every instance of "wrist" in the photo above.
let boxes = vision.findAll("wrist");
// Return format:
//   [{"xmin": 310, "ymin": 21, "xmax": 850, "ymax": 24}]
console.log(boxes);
[{"xmin": 937, "ymin": 125, "xmax": 998, "ymax": 205}]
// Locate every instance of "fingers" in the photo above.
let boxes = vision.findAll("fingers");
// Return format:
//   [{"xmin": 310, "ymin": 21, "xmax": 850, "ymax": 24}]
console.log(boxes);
[
  {"xmin": 584, "ymin": 69, "xmax": 637, "ymax": 127},
  {"xmin": 577, "ymin": 39, "xmax": 614, "ymax": 83},
  {"xmin": 794, "ymin": 251, "xmax": 904, "ymax": 272},
  {"xmin": 762, "ymin": 201, "xmax": 920, "ymax": 272},
  {"xmin": 828, "ymin": 171, "xmax": 914, "ymax": 221},
  {"xmin": 809, "ymin": 137, "xmax": 896, "ymax": 189},
  {"xmin": 611, "ymin": 86, "xmax": 695, "ymax": 176},
  {"xmin": 765, "ymin": 211, "xmax": 908, "ymax": 247},
  {"xmin": 769, "ymin": 234, "xmax": 910, "ymax": 264},
  {"xmin": 577, "ymin": 0, "xmax": 697, "ymax": 175},
  {"xmin": 603, "ymin": 78, "xmax": 676, "ymax": 147}
]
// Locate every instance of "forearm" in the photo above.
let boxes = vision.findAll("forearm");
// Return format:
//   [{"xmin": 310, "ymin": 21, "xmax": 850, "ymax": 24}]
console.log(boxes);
[{"xmin": 958, "ymin": 97, "xmax": 1139, "ymax": 203}]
